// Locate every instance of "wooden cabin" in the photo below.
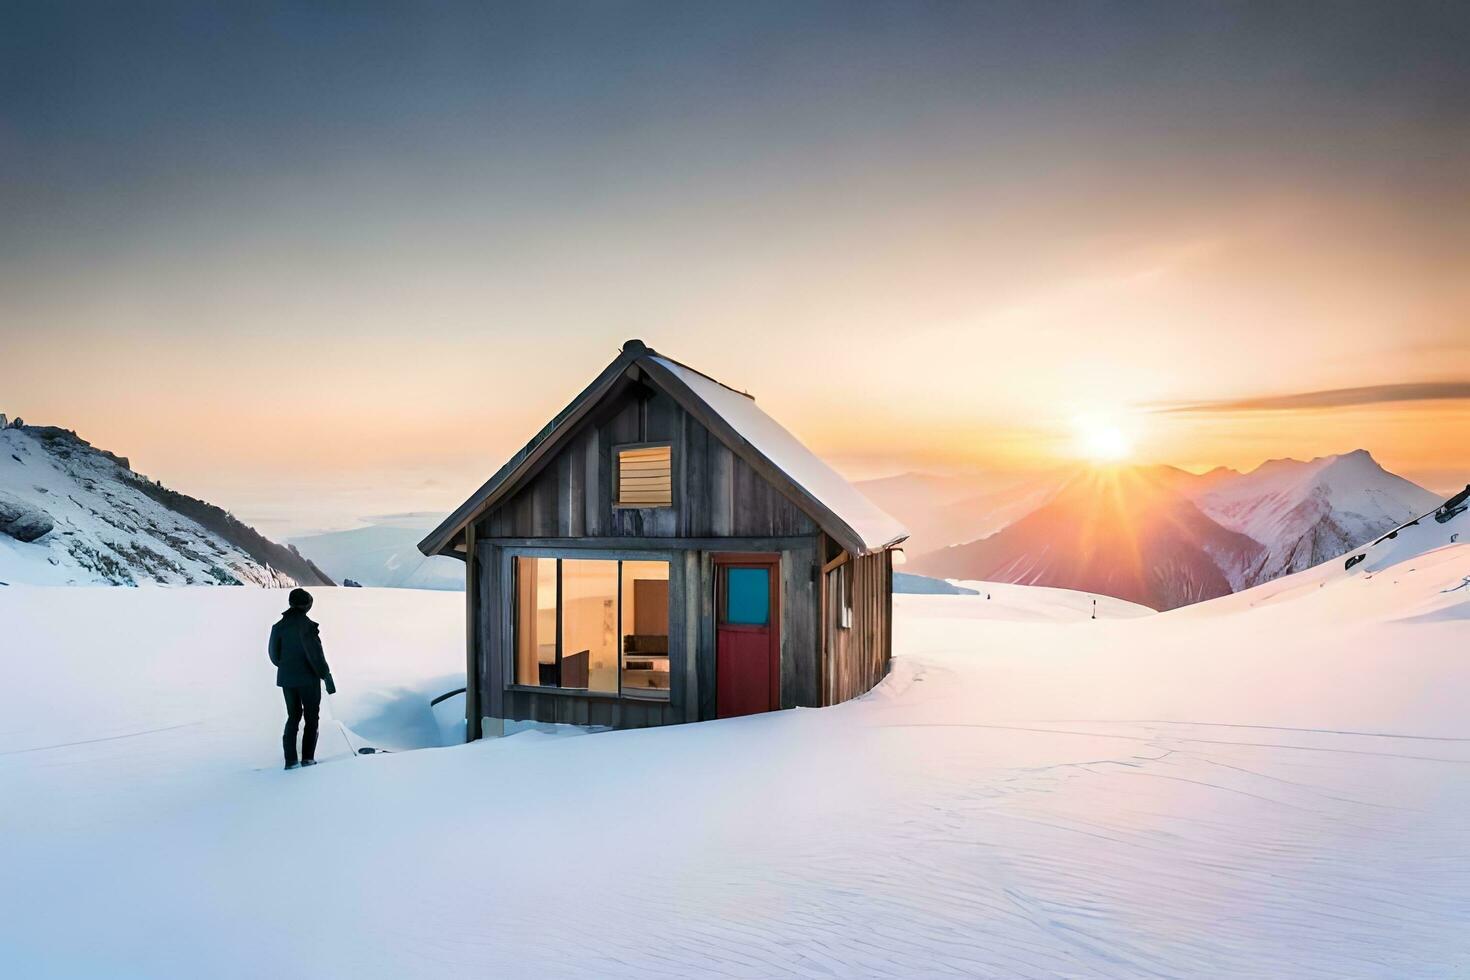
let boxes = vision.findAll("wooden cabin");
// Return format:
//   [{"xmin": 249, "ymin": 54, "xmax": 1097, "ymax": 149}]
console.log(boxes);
[{"xmin": 417, "ymin": 340, "xmax": 908, "ymax": 739}]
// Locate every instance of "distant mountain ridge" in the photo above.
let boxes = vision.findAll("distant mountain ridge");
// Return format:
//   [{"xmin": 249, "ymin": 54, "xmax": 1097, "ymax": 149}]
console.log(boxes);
[
  {"xmin": 908, "ymin": 467, "xmax": 1264, "ymax": 610},
  {"xmin": 898, "ymin": 451, "xmax": 1442, "ymax": 610},
  {"xmin": 1194, "ymin": 449, "xmax": 1439, "ymax": 585},
  {"xmin": 0, "ymin": 421, "xmax": 332, "ymax": 587},
  {"xmin": 289, "ymin": 522, "xmax": 464, "ymax": 591}
]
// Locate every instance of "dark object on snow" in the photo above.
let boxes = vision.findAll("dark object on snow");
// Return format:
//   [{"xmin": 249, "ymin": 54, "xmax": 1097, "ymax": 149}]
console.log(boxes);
[
  {"xmin": 285, "ymin": 760, "xmax": 300, "ymax": 771},
  {"xmin": 269, "ymin": 606, "xmax": 337, "ymax": 766},
  {"xmin": 288, "ymin": 587, "xmax": 313, "ymax": 610},
  {"xmin": 269, "ymin": 607, "xmax": 335, "ymax": 691},
  {"xmin": 300, "ymin": 759, "xmax": 318, "ymax": 767},
  {"xmin": 1371, "ymin": 518, "xmax": 1419, "ymax": 547},
  {"xmin": 1344, "ymin": 553, "xmax": 1365, "ymax": 570},
  {"xmin": 0, "ymin": 490, "xmax": 53, "ymax": 542},
  {"xmin": 430, "ymin": 687, "xmax": 468, "ymax": 707},
  {"xmin": 1435, "ymin": 485, "xmax": 1469, "ymax": 524},
  {"xmin": 281, "ymin": 685, "xmax": 321, "ymax": 766},
  {"xmin": 342, "ymin": 578, "xmax": 363, "ymax": 588}
]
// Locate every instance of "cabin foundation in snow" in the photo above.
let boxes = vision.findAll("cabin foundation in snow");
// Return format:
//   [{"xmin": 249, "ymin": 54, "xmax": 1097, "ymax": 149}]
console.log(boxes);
[{"xmin": 418, "ymin": 340, "xmax": 909, "ymax": 738}]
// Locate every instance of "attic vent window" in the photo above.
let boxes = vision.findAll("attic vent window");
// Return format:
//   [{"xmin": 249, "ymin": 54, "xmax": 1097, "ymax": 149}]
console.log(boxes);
[{"xmin": 616, "ymin": 444, "xmax": 672, "ymax": 507}]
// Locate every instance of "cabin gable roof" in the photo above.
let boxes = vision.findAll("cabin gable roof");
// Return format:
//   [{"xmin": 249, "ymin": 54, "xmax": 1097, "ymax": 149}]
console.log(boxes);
[{"xmin": 417, "ymin": 340, "xmax": 908, "ymax": 557}]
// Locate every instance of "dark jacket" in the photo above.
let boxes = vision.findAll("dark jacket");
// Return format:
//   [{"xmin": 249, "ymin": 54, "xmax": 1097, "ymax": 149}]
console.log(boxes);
[{"xmin": 269, "ymin": 608, "xmax": 336, "ymax": 693}]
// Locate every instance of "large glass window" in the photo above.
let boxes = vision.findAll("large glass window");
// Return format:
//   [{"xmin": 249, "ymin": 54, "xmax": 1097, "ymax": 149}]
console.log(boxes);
[
  {"xmin": 561, "ymin": 559, "xmax": 618, "ymax": 693},
  {"xmin": 621, "ymin": 561, "xmax": 670, "ymax": 695},
  {"xmin": 514, "ymin": 556, "xmax": 670, "ymax": 698},
  {"xmin": 515, "ymin": 557, "xmax": 559, "ymax": 686}
]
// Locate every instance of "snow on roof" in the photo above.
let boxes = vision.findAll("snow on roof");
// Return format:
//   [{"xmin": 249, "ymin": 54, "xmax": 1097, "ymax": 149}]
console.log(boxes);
[{"xmin": 652, "ymin": 356, "xmax": 908, "ymax": 553}]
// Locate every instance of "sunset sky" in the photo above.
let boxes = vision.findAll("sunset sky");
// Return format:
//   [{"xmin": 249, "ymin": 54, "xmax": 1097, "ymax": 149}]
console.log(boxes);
[{"xmin": 3, "ymin": 2, "xmax": 1467, "ymax": 535}]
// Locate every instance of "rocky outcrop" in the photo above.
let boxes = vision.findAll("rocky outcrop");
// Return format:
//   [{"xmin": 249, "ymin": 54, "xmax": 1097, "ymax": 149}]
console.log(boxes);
[{"xmin": 0, "ymin": 490, "xmax": 54, "ymax": 542}]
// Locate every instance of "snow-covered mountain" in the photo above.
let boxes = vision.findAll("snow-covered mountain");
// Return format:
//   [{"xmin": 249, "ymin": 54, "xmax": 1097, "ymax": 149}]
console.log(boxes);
[
  {"xmin": 905, "ymin": 450, "xmax": 1447, "ymax": 609},
  {"xmin": 1191, "ymin": 449, "xmax": 1441, "ymax": 585},
  {"xmin": 909, "ymin": 467, "xmax": 1266, "ymax": 610},
  {"xmin": 0, "ymin": 421, "xmax": 332, "ymax": 587}
]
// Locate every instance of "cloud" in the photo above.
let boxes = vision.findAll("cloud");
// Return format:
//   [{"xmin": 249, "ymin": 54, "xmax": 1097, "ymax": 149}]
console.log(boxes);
[{"xmin": 1161, "ymin": 382, "xmax": 1470, "ymax": 413}]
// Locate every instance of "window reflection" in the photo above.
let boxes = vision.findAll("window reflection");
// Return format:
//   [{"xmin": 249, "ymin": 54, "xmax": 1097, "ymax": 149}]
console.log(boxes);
[
  {"xmin": 561, "ymin": 559, "xmax": 618, "ymax": 693},
  {"xmin": 514, "ymin": 557, "xmax": 558, "ymax": 686},
  {"xmin": 621, "ymin": 561, "xmax": 670, "ymax": 695}
]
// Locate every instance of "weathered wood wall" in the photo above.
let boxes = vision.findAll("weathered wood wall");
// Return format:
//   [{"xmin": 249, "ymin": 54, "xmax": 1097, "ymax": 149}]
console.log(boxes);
[
  {"xmin": 476, "ymin": 380, "xmax": 817, "ymax": 540},
  {"xmin": 824, "ymin": 549, "xmax": 893, "ymax": 705}
]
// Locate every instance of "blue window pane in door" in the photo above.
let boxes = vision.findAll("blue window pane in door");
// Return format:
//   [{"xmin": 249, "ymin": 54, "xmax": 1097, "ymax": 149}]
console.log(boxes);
[{"xmin": 726, "ymin": 567, "xmax": 770, "ymax": 625}]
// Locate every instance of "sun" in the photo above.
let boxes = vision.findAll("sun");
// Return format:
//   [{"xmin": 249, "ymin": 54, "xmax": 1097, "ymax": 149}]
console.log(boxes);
[{"xmin": 1073, "ymin": 414, "xmax": 1134, "ymax": 463}]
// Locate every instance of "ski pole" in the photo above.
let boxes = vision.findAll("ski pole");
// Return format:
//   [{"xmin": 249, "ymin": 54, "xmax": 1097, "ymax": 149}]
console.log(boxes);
[{"xmin": 322, "ymin": 692, "xmax": 358, "ymax": 758}]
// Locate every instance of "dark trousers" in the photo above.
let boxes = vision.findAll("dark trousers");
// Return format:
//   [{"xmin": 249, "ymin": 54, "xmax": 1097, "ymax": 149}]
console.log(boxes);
[{"xmin": 282, "ymin": 684, "xmax": 322, "ymax": 764}]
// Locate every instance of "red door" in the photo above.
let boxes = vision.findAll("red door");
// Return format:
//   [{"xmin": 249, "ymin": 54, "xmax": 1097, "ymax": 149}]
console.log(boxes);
[{"xmin": 715, "ymin": 555, "xmax": 780, "ymax": 718}]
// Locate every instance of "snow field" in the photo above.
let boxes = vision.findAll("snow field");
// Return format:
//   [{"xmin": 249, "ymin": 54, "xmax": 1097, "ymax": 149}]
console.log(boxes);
[{"xmin": 1, "ymin": 508, "xmax": 1467, "ymax": 977}]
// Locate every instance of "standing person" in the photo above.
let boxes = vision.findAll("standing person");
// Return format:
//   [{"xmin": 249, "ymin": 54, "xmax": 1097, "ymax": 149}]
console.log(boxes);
[{"xmin": 268, "ymin": 588, "xmax": 337, "ymax": 770}]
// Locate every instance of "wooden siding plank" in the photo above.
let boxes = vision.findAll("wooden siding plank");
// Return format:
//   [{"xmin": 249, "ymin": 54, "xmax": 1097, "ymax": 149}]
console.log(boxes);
[
  {"xmin": 781, "ymin": 539, "xmax": 819, "ymax": 708},
  {"xmin": 464, "ymin": 523, "xmax": 480, "ymax": 741},
  {"xmin": 779, "ymin": 545, "xmax": 798, "ymax": 708},
  {"xmin": 710, "ymin": 442, "xmax": 733, "ymax": 536},
  {"xmin": 731, "ymin": 455, "xmax": 758, "ymax": 535},
  {"xmin": 576, "ymin": 429, "xmax": 593, "ymax": 537},
  {"xmin": 595, "ymin": 422, "xmax": 613, "ymax": 535},
  {"xmin": 611, "ymin": 397, "xmax": 641, "ymax": 444},
  {"xmin": 556, "ymin": 450, "xmax": 573, "ymax": 536},
  {"xmin": 683, "ymin": 550, "xmax": 701, "ymax": 722},
  {"xmin": 698, "ymin": 550, "xmax": 717, "ymax": 721},
  {"xmin": 645, "ymin": 389, "xmax": 675, "ymax": 442},
  {"xmin": 567, "ymin": 429, "xmax": 587, "ymax": 537},
  {"xmin": 533, "ymin": 468, "xmax": 559, "ymax": 537},
  {"xmin": 681, "ymin": 412, "xmax": 705, "ymax": 536},
  {"xmin": 667, "ymin": 553, "xmax": 688, "ymax": 723},
  {"xmin": 478, "ymin": 541, "xmax": 503, "ymax": 725},
  {"xmin": 884, "ymin": 548, "xmax": 894, "ymax": 685}
]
